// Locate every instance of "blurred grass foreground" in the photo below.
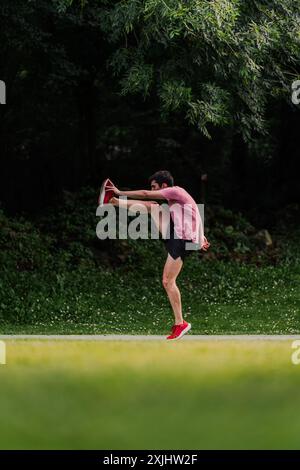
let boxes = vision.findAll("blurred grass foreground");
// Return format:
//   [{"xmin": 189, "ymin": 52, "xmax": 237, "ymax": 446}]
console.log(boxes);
[{"xmin": 0, "ymin": 339, "xmax": 299, "ymax": 449}]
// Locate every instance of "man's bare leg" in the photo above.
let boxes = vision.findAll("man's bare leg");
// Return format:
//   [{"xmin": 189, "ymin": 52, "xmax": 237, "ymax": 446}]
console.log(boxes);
[
  {"xmin": 111, "ymin": 197, "xmax": 183, "ymax": 324},
  {"xmin": 110, "ymin": 196, "xmax": 158, "ymax": 214},
  {"xmin": 162, "ymin": 254, "xmax": 184, "ymax": 325},
  {"xmin": 110, "ymin": 197, "xmax": 169, "ymax": 236}
]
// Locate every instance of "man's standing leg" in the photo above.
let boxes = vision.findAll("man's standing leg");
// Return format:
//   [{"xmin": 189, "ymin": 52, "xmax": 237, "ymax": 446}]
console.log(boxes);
[
  {"xmin": 162, "ymin": 254, "xmax": 184, "ymax": 325},
  {"xmin": 162, "ymin": 254, "xmax": 191, "ymax": 340}
]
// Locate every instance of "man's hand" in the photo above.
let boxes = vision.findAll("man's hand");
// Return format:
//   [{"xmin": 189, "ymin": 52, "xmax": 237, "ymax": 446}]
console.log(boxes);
[
  {"xmin": 106, "ymin": 182, "xmax": 120, "ymax": 196},
  {"xmin": 201, "ymin": 236, "xmax": 210, "ymax": 251}
]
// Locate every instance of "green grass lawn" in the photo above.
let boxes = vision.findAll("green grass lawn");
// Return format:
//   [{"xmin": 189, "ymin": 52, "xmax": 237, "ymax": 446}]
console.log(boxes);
[
  {"xmin": 1, "ymin": 339, "xmax": 300, "ymax": 449},
  {"xmin": 1, "ymin": 255, "xmax": 300, "ymax": 335},
  {"xmin": 1, "ymin": 200, "xmax": 300, "ymax": 335}
]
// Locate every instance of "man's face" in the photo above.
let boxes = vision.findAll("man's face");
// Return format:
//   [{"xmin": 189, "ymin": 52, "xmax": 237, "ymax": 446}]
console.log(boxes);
[
  {"xmin": 150, "ymin": 180, "xmax": 160, "ymax": 190},
  {"xmin": 150, "ymin": 180, "xmax": 167, "ymax": 190}
]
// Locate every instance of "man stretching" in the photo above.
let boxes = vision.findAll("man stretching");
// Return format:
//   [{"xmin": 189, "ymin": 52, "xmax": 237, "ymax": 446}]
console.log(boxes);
[{"xmin": 100, "ymin": 170, "xmax": 210, "ymax": 340}]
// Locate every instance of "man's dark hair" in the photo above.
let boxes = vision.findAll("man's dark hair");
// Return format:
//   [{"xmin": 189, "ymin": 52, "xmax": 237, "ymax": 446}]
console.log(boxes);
[{"xmin": 148, "ymin": 170, "xmax": 174, "ymax": 187}]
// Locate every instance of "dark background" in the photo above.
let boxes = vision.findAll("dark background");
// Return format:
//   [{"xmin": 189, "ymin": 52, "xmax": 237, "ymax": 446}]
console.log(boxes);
[{"xmin": 0, "ymin": 0, "xmax": 299, "ymax": 229}]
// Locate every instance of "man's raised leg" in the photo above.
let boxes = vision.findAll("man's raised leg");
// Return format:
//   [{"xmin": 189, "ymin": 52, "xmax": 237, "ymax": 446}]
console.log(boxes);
[
  {"xmin": 110, "ymin": 197, "xmax": 158, "ymax": 214},
  {"xmin": 110, "ymin": 197, "xmax": 170, "ymax": 236}
]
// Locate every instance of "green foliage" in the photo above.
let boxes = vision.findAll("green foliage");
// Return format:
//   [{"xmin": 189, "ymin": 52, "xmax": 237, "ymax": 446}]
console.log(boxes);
[
  {"xmin": 0, "ymin": 0, "xmax": 299, "ymax": 331},
  {"xmin": 0, "ymin": 210, "xmax": 54, "ymax": 272},
  {"xmin": 56, "ymin": 0, "xmax": 87, "ymax": 13},
  {"xmin": 120, "ymin": 62, "xmax": 154, "ymax": 97},
  {"xmin": 187, "ymin": 84, "xmax": 232, "ymax": 138},
  {"xmin": 159, "ymin": 80, "xmax": 192, "ymax": 113},
  {"xmin": 1, "ymin": 0, "xmax": 299, "ymax": 215},
  {"xmin": 97, "ymin": 0, "xmax": 300, "ymax": 140},
  {"xmin": 0, "ymin": 190, "xmax": 299, "ymax": 333}
]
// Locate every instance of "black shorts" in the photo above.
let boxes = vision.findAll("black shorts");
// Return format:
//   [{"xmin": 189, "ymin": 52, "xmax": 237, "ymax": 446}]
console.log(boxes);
[{"xmin": 163, "ymin": 219, "xmax": 195, "ymax": 261}]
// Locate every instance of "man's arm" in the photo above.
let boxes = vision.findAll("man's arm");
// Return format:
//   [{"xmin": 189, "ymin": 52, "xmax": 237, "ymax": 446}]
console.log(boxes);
[
  {"xmin": 107, "ymin": 183, "xmax": 165, "ymax": 200},
  {"xmin": 118, "ymin": 189, "xmax": 165, "ymax": 200}
]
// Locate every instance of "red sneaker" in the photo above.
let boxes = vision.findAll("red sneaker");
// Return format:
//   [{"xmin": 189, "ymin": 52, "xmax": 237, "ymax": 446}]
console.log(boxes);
[
  {"xmin": 98, "ymin": 178, "xmax": 114, "ymax": 206},
  {"xmin": 166, "ymin": 321, "xmax": 191, "ymax": 341}
]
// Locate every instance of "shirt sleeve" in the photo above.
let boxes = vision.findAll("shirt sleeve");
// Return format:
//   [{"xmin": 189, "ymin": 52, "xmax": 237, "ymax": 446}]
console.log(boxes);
[{"xmin": 158, "ymin": 187, "xmax": 179, "ymax": 201}]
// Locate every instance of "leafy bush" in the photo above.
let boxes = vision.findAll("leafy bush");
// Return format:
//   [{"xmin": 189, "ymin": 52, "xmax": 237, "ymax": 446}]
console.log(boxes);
[
  {"xmin": 0, "ymin": 210, "xmax": 54, "ymax": 272},
  {"xmin": 0, "ymin": 188, "xmax": 299, "ymax": 332}
]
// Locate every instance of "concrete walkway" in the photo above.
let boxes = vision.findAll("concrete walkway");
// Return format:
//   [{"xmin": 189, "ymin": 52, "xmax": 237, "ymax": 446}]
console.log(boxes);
[{"xmin": 0, "ymin": 334, "xmax": 299, "ymax": 341}]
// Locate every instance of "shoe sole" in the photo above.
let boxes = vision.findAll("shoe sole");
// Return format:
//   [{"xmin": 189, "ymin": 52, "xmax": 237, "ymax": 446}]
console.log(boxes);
[
  {"xmin": 167, "ymin": 323, "xmax": 191, "ymax": 341},
  {"xmin": 98, "ymin": 178, "xmax": 111, "ymax": 206}
]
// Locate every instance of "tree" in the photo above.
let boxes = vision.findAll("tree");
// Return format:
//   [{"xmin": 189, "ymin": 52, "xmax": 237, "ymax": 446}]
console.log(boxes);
[{"xmin": 76, "ymin": 0, "xmax": 300, "ymax": 140}]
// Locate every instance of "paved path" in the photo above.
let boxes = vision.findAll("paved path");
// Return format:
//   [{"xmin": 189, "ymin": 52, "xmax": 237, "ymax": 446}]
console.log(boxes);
[{"xmin": 0, "ymin": 335, "xmax": 299, "ymax": 341}]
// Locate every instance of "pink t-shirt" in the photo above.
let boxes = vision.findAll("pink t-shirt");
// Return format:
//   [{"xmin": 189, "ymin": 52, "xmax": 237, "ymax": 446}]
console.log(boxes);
[{"xmin": 158, "ymin": 186, "xmax": 205, "ymax": 247}]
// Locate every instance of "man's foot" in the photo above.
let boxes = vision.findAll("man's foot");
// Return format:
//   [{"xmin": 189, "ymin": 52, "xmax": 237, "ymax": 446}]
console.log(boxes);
[
  {"xmin": 98, "ymin": 178, "xmax": 115, "ymax": 206},
  {"xmin": 166, "ymin": 321, "xmax": 191, "ymax": 341}
]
